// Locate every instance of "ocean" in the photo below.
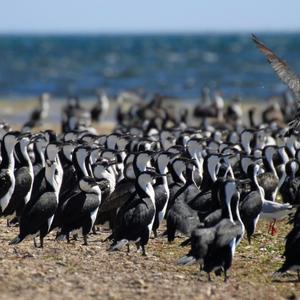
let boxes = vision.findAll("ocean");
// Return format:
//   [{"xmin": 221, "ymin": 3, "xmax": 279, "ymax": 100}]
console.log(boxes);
[{"xmin": 0, "ymin": 33, "xmax": 300, "ymax": 101}]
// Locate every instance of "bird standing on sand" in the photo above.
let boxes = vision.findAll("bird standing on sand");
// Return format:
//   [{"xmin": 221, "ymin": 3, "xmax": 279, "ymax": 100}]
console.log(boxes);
[
  {"xmin": 0, "ymin": 132, "xmax": 19, "ymax": 214},
  {"xmin": 22, "ymin": 93, "xmax": 50, "ymax": 132},
  {"xmin": 9, "ymin": 159, "xmax": 63, "ymax": 248},
  {"xmin": 91, "ymin": 90, "xmax": 110, "ymax": 122},
  {"xmin": 56, "ymin": 176, "xmax": 102, "ymax": 245},
  {"xmin": 109, "ymin": 171, "xmax": 161, "ymax": 255}
]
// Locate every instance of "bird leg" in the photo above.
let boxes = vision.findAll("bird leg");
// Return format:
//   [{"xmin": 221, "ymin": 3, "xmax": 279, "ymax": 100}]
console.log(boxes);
[
  {"xmin": 224, "ymin": 270, "xmax": 228, "ymax": 283},
  {"xmin": 247, "ymin": 235, "xmax": 252, "ymax": 245},
  {"xmin": 33, "ymin": 237, "xmax": 38, "ymax": 248},
  {"xmin": 136, "ymin": 241, "xmax": 140, "ymax": 251},
  {"xmin": 141, "ymin": 245, "xmax": 147, "ymax": 256},
  {"xmin": 127, "ymin": 244, "xmax": 130, "ymax": 254},
  {"xmin": 271, "ymin": 220, "xmax": 277, "ymax": 236},
  {"xmin": 66, "ymin": 233, "xmax": 70, "ymax": 243},
  {"xmin": 267, "ymin": 222, "xmax": 272, "ymax": 234},
  {"xmin": 200, "ymin": 264, "xmax": 203, "ymax": 271},
  {"xmin": 83, "ymin": 235, "xmax": 88, "ymax": 246},
  {"xmin": 92, "ymin": 225, "xmax": 100, "ymax": 235},
  {"xmin": 153, "ymin": 229, "xmax": 158, "ymax": 238},
  {"xmin": 39, "ymin": 236, "xmax": 44, "ymax": 248},
  {"xmin": 207, "ymin": 273, "xmax": 212, "ymax": 282}
]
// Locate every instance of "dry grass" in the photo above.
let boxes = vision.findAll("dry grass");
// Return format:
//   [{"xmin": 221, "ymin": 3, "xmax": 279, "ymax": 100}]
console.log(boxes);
[{"xmin": 0, "ymin": 219, "xmax": 298, "ymax": 300}]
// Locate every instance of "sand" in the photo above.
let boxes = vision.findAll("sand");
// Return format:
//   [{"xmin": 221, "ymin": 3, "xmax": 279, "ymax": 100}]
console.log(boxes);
[
  {"xmin": 0, "ymin": 220, "xmax": 298, "ymax": 300},
  {"xmin": 0, "ymin": 98, "xmax": 295, "ymax": 299}
]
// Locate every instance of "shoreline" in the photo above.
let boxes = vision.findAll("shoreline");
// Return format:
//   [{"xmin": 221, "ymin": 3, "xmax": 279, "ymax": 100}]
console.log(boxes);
[{"xmin": 0, "ymin": 97, "xmax": 275, "ymax": 132}]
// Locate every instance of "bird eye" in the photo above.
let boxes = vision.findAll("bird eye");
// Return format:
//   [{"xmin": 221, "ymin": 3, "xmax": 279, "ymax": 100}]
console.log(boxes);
[{"xmin": 55, "ymin": 170, "xmax": 59, "ymax": 176}]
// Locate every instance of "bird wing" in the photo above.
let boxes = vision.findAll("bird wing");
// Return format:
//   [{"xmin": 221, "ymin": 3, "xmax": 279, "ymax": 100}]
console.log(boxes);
[
  {"xmin": 61, "ymin": 192, "xmax": 91, "ymax": 222},
  {"xmin": 190, "ymin": 228, "xmax": 216, "ymax": 259},
  {"xmin": 20, "ymin": 192, "xmax": 57, "ymax": 236},
  {"xmin": 215, "ymin": 219, "xmax": 243, "ymax": 248},
  {"xmin": 99, "ymin": 179, "xmax": 135, "ymax": 213},
  {"xmin": 0, "ymin": 171, "xmax": 12, "ymax": 199},
  {"xmin": 127, "ymin": 201, "xmax": 155, "ymax": 228},
  {"xmin": 252, "ymin": 34, "xmax": 300, "ymax": 101},
  {"xmin": 13, "ymin": 167, "xmax": 32, "ymax": 196},
  {"xmin": 167, "ymin": 201, "xmax": 201, "ymax": 236},
  {"xmin": 112, "ymin": 198, "xmax": 155, "ymax": 242},
  {"xmin": 204, "ymin": 209, "xmax": 222, "ymax": 227},
  {"xmin": 240, "ymin": 191, "xmax": 262, "ymax": 219},
  {"xmin": 262, "ymin": 200, "xmax": 292, "ymax": 214}
]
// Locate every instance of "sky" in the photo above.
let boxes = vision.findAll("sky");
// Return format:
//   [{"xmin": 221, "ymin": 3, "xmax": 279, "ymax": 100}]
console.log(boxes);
[{"xmin": 0, "ymin": 0, "xmax": 300, "ymax": 34}]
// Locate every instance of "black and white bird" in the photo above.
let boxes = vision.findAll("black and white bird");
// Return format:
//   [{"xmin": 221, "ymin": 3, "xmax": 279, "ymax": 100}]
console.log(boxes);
[
  {"xmin": 99, "ymin": 150, "xmax": 154, "ymax": 215},
  {"xmin": 91, "ymin": 90, "xmax": 110, "ymax": 122},
  {"xmin": 178, "ymin": 180, "xmax": 244, "ymax": 282},
  {"xmin": 0, "ymin": 132, "xmax": 20, "ymax": 215},
  {"xmin": 22, "ymin": 93, "xmax": 50, "ymax": 131},
  {"xmin": 2, "ymin": 133, "xmax": 34, "ymax": 222},
  {"xmin": 152, "ymin": 151, "xmax": 176, "ymax": 237},
  {"xmin": 239, "ymin": 164, "xmax": 264, "ymax": 243},
  {"xmin": 9, "ymin": 158, "xmax": 63, "ymax": 247},
  {"xmin": 109, "ymin": 170, "xmax": 161, "ymax": 256},
  {"xmin": 165, "ymin": 159, "xmax": 201, "ymax": 242},
  {"xmin": 56, "ymin": 176, "xmax": 102, "ymax": 245}
]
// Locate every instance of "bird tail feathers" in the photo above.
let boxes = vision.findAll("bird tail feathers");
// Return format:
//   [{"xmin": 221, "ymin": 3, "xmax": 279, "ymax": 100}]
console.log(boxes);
[
  {"xmin": 108, "ymin": 239, "xmax": 128, "ymax": 252},
  {"xmin": 180, "ymin": 238, "xmax": 191, "ymax": 247},
  {"xmin": 177, "ymin": 255, "xmax": 197, "ymax": 266},
  {"xmin": 273, "ymin": 264, "xmax": 288, "ymax": 278},
  {"xmin": 9, "ymin": 235, "xmax": 22, "ymax": 245},
  {"xmin": 56, "ymin": 234, "xmax": 67, "ymax": 241}
]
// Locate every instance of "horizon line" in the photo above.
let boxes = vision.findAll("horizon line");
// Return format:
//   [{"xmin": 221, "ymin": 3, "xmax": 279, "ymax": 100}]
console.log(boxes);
[{"xmin": 0, "ymin": 29, "xmax": 299, "ymax": 36}]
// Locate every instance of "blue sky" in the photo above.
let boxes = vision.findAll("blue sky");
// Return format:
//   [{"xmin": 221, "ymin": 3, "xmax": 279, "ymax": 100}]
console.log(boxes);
[{"xmin": 0, "ymin": 0, "xmax": 300, "ymax": 33}]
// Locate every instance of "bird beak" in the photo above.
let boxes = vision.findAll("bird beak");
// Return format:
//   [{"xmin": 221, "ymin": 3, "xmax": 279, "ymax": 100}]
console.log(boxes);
[
  {"xmin": 152, "ymin": 172, "xmax": 166, "ymax": 178},
  {"xmin": 108, "ymin": 160, "xmax": 118, "ymax": 167},
  {"xmin": 29, "ymin": 133, "xmax": 45, "ymax": 143},
  {"xmin": 17, "ymin": 132, "xmax": 32, "ymax": 141},
  {"xmin": 45, "ymin": 159, "xmax": 52, "ymax": 167}
]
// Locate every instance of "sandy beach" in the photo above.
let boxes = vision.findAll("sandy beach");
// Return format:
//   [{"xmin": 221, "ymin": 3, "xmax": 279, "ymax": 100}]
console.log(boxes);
[
  {"xmin": 1, "ymin": 2, "xmax": 300, "ymax": 299},
  {"xmin": 0, "ymin": 219, "xmax": 298, "ymax": 300},
  {"xmin": 0, "ymin": 97, "xmax": 297, "ymax": 299},
  {"xmin": 0, "ymin": 97, "xmax": 269, "ymax": 133}
]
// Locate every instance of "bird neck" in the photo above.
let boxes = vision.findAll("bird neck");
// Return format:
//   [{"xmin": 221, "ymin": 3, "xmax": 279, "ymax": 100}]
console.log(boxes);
[
  {"xmin": 173, "ymin": 170, "xmax": 186, "ymax": 185},
  {"xmin": 136, "ymin": 181, "xmax": 155, "ymax": 205},
  {"xmin": 273, "ymin": 168, "xmax": 286, "ymax": 201},
  {"xmin": 241, "ymin": 132, "xmax": 252, "ymax": 155},
  {"xmin": 253, "ymin": 173, "xmax": 265, "ymax": 201},
  {"xmin": 34, "ymin": 142, "xmax": 46, "ymax": 167},
  {"xmin": 207, "ymin": 155, "xmax": 219, "ymax": 183},
  {"xmin": 265, "ymin": 157, "xmax": 278, "ymax": 178},
  {"xmin": 231, "ymin": 193, "xmax": 242, "ymax": 225},
  {"xmin": 1, "ymin": 139, "xmax": 15, "ymax": 170},
  {"xmin": 18, "ymin": 142, "xmax": 32, "ymax": 168},
  {"xmin": 75, "ymin": 154, "xmax": 90, "ymax": 180}
]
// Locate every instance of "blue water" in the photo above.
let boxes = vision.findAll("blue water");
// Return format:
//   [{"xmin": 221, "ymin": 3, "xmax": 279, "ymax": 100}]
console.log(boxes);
[{"xmin": 0, "ymin": 33, "xmax": 300, "ymax": 100}]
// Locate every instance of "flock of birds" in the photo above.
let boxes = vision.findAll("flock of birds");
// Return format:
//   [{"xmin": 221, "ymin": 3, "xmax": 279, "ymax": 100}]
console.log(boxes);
[{"xmin": 1, "ymin": 35, "xmax": 300, "ymax": 282}]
